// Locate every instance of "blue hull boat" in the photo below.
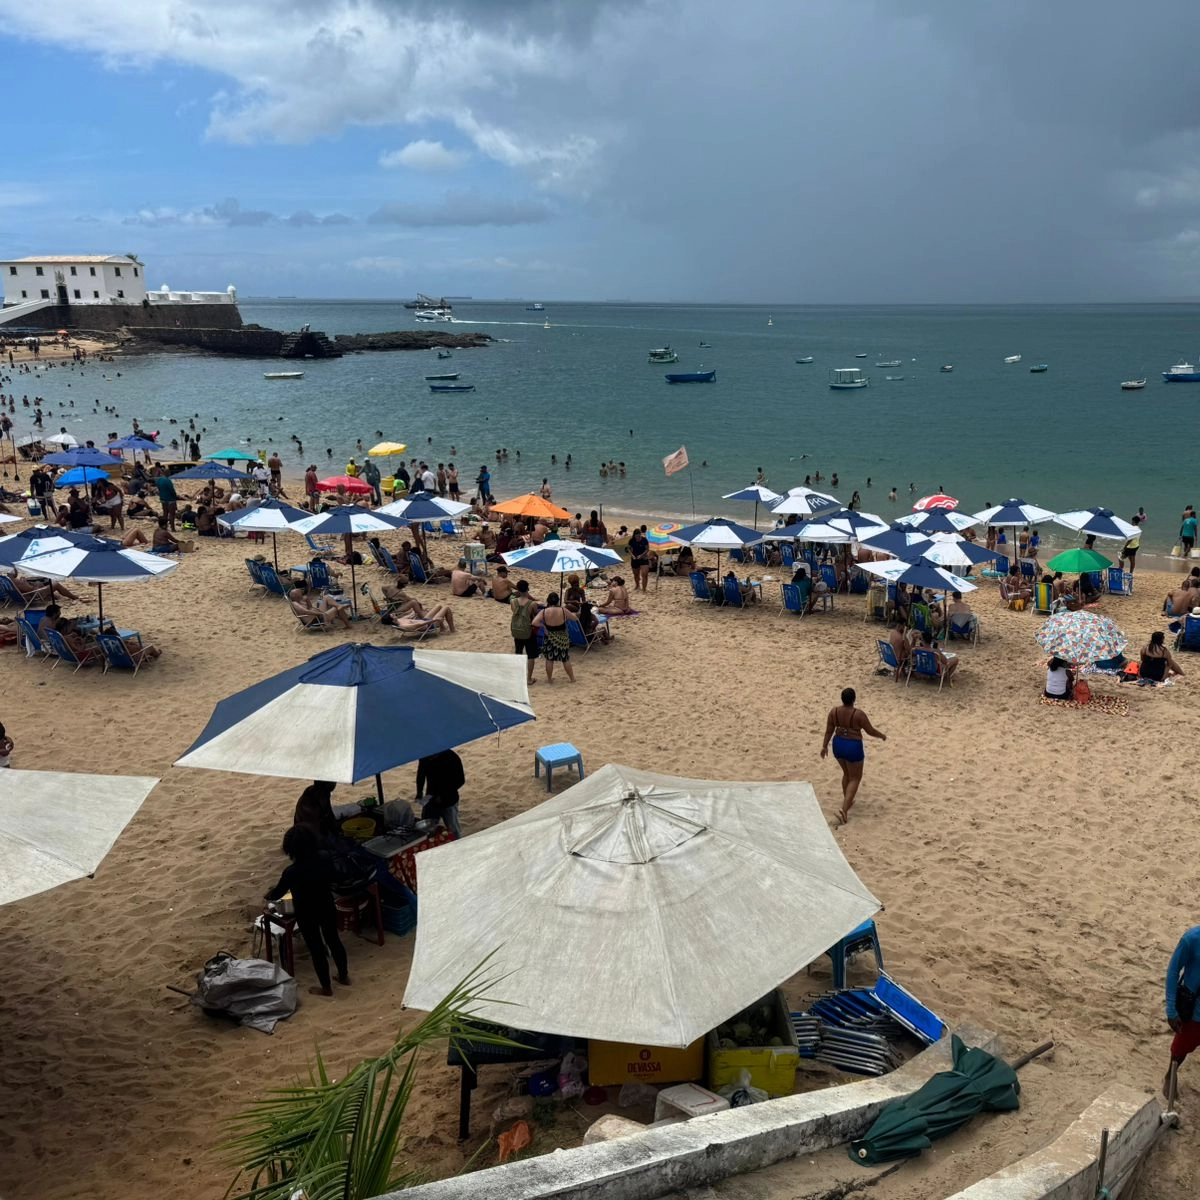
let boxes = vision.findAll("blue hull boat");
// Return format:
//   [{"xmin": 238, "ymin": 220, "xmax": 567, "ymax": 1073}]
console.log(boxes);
[
  {"xmin": 665, "ymin": 370, "xmax": 716, "ymax": 383},
  {"xmin": 430, "ymin": 384, "xmax": 475, "ymax": 392},
  {"xmin": 1163, "ymin": 360, "xmax": 1200, "ymax": 381}
]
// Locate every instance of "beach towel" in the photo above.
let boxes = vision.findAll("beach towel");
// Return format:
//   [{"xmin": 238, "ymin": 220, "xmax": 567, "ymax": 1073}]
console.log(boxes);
[{"xmin": 1040, "ymin": 693, "xmax": 1128, "ymax": 717}]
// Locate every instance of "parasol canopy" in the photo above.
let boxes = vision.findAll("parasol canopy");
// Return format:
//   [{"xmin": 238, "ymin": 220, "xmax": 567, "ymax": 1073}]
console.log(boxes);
[
  {"xmin": 1052, "ymin": 508, "xmax": 1139, "ymax": 541},
  {"xmin": 43, "ymin": 448, "xmax": 118, "ymax": 468},
  {"xmin": 974, "ymin": 498, "xmax": 1056, "ymax": 527},
  {"xmin": 895, "ymin": 509, "xmax": 980, "ymax": 534},
  {"xmin": 376, "ymin": 494, "xmax": 471, "ymax": 521},
  {"xmin": 217, "ymin": 497, "xmax": 312, "ymax": 570},
  {"xmin": 901, "ymin": 535, "xmax": 1000, "ymax": 569},
  {"xmin": 1035, "ymin": 609, "xmax": 1126, "ymax": 664},
  {"xmin": 646, "ymin": 521, "xmax": 685, "ymax": 550},
  {"xmin": 912, "ymin": 493, "xmax": 959, "ymax": 511},
  {"xmin": 43, "ymin": 433, "xmax": 79, "ymax": 448},
  {"xmin": 53, "ymin": 466, "xmax": 109, "ymax": 488},
  {"xmin": 859, "ymin": 558, "xmax": 977, "ymax": 593},
  {"xmin": 1045, "ymin": 547, "xmax": 1112, "ymax": 574},
  {"xmin": 0, "ymin": 770, "xmax": 159, "ymax": 906},
  {"xmin": 107, "ymin": 435, "xmax": 163, "ymax": 453},
  {"xmin": 316, "ymin": 475, "xmax": 372, "ymax": 495},
  {"xmin": 488, "ymin": 493, "xmax": 572, "ymax": 521},
  {"xmin": 367, "ymin": 441, "xmax": 408, "ymax": 457},
  {"xmin": 502, "ymin": 540, "xmax": 624, "ymax": 577},
  {"xmin": 205, "ymin": 447, "xmax": 259, "ymax": 462},
  {"xmin": 403, "ymin": 764, "xmax": 881, "ymax": 1047},
  {"xmin": 768, "ymin": 486, "xmax": 840, "ymax": 518}
]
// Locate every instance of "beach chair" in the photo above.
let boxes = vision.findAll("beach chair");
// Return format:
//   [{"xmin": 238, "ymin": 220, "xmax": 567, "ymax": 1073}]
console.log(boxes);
[
  {"xmin": 408, "ymin": 551, "xmax": 433, "ymax": 585},
  {"xmin": 753, "ymin": 542, "xmax": 767, "ymax": 565},
  {"xmin": 907, "ymin": 647, "xmax": 947, "ymax": 691},
  {"xmin": 948, "ymin": 613, "xmax": 979, "ymax": 646},
  {"xmin": 1087, "ymin": 570, "xmax": 1104, "ymax": 594},
  {"xmin": 96, "ymin": 632, "xmax": 156, "ymax": 675},
  {"xmin": 908, "ymin": 602, "xmax": 933, "ymax": 636},
  {"xmin": 567, "ymin": 617, "xmax": 608, "ymax": 652},
  {"xmin": 781, "ymin": 544, "xmax": 796, "ymax": 569},
  {"xmin": 876, "ymin": 638, "xmax": 909, "ymax": 682},
  {"xmin": 0, "ymin": 575, "xmax": 33, "ymax": 609},
  {"xmin": 1175, "ymin": 615, "xmax": 1200, "ymax": 652},
  {"xmin": 259, "ymin": 567, "xmax": 290, "ymax": 598},
  {"xmin": 439, "ymin": 519, "xmax": 460, "ymax": 539},
  {"xmin": 849, "ymin": 568, "xmax": 869, "ymax": 595},
  {"xmin": 780, "ymin": 582, "xmax": 805, "ymax": 616},
  {"xmin": 245, "ymin": 558, "xmax": 268, "ymax": 595},
  {"xmin": 1019, "ymin": 559, "xmax": 1036, "ymax": 584},
  {"xmin": 386, "ymin": 614, "xmax": 440, "ymax": 641},
  {"xmin": 308, "ymin": 559, "xmax": 333, "ymax": 591},
  {"xmin": 305, "ymin": 533, "xmax": 339, "ymax": 558},
  {"xmin": 42, "ymin": 626, "xmax": 101, "ymax": 671},
  {"xmin": 1033, "ymin": 582, "xmax": 1053, "ymax": 614},
  {"xmin": 688, "ymin": 570, "xmax": 715, "ymax": 603},
  {"xmin": 721, "ymin": 577, "xmax": 746, "ymax": 609},
  {"xmin": 15, "ymin": 614, "xmax": 51, "ymax": 661},
  {"xmin": 820, "ymin": 563, "xmax": 839, "ymax": 593},
  {"xmin": 374, "ymin": 544, "xmax": 401, "ymax": 575},
  {"xmin": 980, "ymin": 554, "xmax": 1008, "ymax": 581},
  {"xmin": 1107, "ymin": 567, "xmax": 1133, "ymax": 596},
  {"xmin": 728, "ymin": 548, "xmax": 746, "ymax": 564},
  {"xmin": 290, "ymin": 601, "xmax": 328, "ymax": 633}
]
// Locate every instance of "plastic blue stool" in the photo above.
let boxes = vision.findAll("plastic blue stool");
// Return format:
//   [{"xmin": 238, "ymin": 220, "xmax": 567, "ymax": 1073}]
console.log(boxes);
[
  {"xmin": 825, "ymin": 918, "xmax": 884, "ymax": 990},
  {"xmin": 534, "ymin": 743, "xmax": 585, "ymax": 791}
]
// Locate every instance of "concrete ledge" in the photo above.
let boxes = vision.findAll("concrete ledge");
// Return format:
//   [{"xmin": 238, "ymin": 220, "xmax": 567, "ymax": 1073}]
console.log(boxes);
[
  {"xmin": 946, "ymin": 1083, "xmax": 1162, "ymax": 1200},
  {"xmin": 383, "ymin": 1025, "xmax": 997, "ymax": 1200}
]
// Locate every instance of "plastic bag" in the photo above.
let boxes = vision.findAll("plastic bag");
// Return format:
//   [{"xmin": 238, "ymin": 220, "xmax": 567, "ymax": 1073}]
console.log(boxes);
[
  {"xmin": 558, "ymin": 1051, "xmax": 588, "ymax": 1100},
  {"xmin": 716, "ymin": 1068, "xmax": 768, "ymax": 1107}
]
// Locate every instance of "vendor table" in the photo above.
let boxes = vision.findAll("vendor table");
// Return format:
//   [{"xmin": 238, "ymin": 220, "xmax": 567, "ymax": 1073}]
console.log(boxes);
[
  {"xmin": 448, "ymin": 1024, "xmax": 586, "ymax": 1139},
  {"xmin": 363, "ymin": 826, "xmax": 455, "ymax": 892}
]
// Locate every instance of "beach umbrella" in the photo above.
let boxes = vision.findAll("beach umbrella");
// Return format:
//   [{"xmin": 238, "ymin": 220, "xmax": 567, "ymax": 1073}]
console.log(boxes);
[
  {"xmin": 489, "ymin": 493, "xmax": 572, "ymax": 522},
  {"xmin": 646, "ymin": 520, "xmax": 685, "ymax": 550},
  {"xmin": 913, "ymin": 493, "xmax": 959, "ymax": 511},
  {"xmin": 171, "ymin": 461, "xmax": 252, "ymax": 484},
  {"xmin": 671, "ymin": 516, "xmax": 763, "ymax": 574},
  {"xmin": 850, "ymin": 1035, "xmax": 1020, "ymax": 1165},
  {"xmin": 0, "ymin": 770, "xmax": 159, "ymax": 905},
  {"xmin": 217, "ymin": 497, "xmax": 312, "ymax": 570},
  {"xmin": 205, "ymin": 447, "xmax": 259, "ymax": 462},
  {"xmin": 367, "ymin": 441, "xmax": 407, "ymax": 457},
  {"xmin": 1045, "ymin": 547, "xmax": 1113, "ymax": 574},
  {"xmin": 316, "ymin": 474, "xmax": 373, "ymax": 496},
  {"xmin": 801, "ymin": 508, "xmax": 889, "ymax": 542},
  {"xmin": 859, "ymin": 558, "xmax": 977, "ymax": 594},
  {"xmin": 1052, "ymin": 508, "xmax": 1138, "ymax": 541},
  {"xmin": 403, "ymin": 764, "xmax": 880, "ymax": 1046},
  {"xmin": 895, "ymin": 509, "xmax": 980, "ymax": 534},
  {"xmin": 1035, "ymin": 609, "xmax": 1126, "ymax": 664},
  {"xmin": 974, "ymin": 498, "xmax": 1056, "ymax": 559},
  {"xmin": 860, "ymin": 527, "xmax": 934, "ymax": 558},
  {"xmin": 53, "ymin": 466, "xmax": 109, "ymax": 488},
  {"xmin": 502, "ymin": 540, "xmax": 624, "ymax": 593},
  {"xmin": 903, "ymin": 535, "xmax": 1001, "ymax": 570},
  {"xmin": 107, "ymin": 435, "xmax": 163, "ymax": 461},
  {"xmin": 769, "ymin": 486, "xmax": 840, "ymax": 518},
  {"xmin": 43, "ymin": 433, "xmax": 78, "ymax": 448},
  {"xmin": 0, "ymin": 512, "xmax": 19, "ymax": 526},
  {"xmin": 175, "ymin": 642, "xmax": 535, "ymax": 805},
  {"xmin": 759, "ymin": 522, "xmax": 834, "ymax": 542},
  {"xmin": 289, "ymin": 506, "xmax": 410, "ymax": 616},
  {"xmin": 43, "ymin": 447, "xmax": 118, "ymax": 468},
  {"xmin": 723, "ymin": 483, "xmax": 782, "ymax": 529},
  {"xmin": 0, "ymin": 531, "xmax": 79, "ymax": 573},
  {"xmin": 376, "ymin": 494, "xmax": 471, "ymax": 521},
  {"xmin": 16, "ymin": 539, "xmax": 178, "ymax": 621}
]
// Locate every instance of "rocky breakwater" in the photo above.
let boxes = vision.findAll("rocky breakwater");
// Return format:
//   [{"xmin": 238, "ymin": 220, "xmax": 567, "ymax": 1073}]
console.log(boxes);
[{"xmin": 333, "ymin": 330, "xmax": 492, "ymax": 352}]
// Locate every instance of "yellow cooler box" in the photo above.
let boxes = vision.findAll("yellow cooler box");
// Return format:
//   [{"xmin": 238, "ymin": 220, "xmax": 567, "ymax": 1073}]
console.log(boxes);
[
  {"xmin": 587, "ymin": 1037, "xmax": 705, "ymax": 1087},
  {"xmin": 706, "ymin": 990, "xmax": 800, "ymax": 1097}
]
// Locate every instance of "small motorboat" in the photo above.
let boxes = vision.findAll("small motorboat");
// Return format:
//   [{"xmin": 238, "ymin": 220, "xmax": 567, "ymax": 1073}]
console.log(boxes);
[
  {"xmin": 940, "ymin": 365, "xmax": 954, "ymax": 372},
  {"xmin": 1163, "ymin": 360, "xmax": 1200, "ymax": 382},
  {"xmin": 854, "ymin": 352, "xmax": 868, "ymax": 358},
  {"xmin": 795, "ymin": 356, "xmax": 815, "ymax": 363},
  {"xmin": 543, "ymin": 318, "xmax": 552, "ymax": 329},
  {"xmin": 665, "ymin": 370, "xmax": 717, "ymax": 383},
  {"xmin": 525, "ymin": 302, "xmax": 545, "ymax": 311},
  {"xmin": 430, "ymin": 383, "xmax": 475, "ymax": 393},
  {"xmin": 263, "ymin": 371, "xmax": 303, "ymax": 380},
  {"xmin": 424, "ymin": 373, "xmax": 460, "ymax": 381},
  {"xmin": 767, "ymin": 317, "xmax": 774, "ymax": 326},
  {"xmin": 698, "ymin": 341, "xmax": 712, "ymax": 348},
  {"xmin": 648, "ymin": 346, "xmax": 679, "ymax": 363},
  {"xmin": 830, "ymin": 367, "xmax": 870, "ymax": 390},
  {"xmin": 1121, "ymin": 378, "xmax": 1147, "ymax": 390},
  {"xmin": 1004, "ymin": 354, "xmax": 1022, "ymax": 364},
  {"xmin": 1029, "ymin": 363, "xmax": 1049, "ymax": 373},
  {"xmin": 437, "ymin": 350, "xmax": 453, "ymax": 359},
  {"xmin": 875, "ymin": 360, "xmax": 902, "ymax": 368},
  {"xmin": 415, "ymin": 307, "xmax": 453, "ymax": 322},
  {"xmin": 885, "ymin": 375, "xmax": 905, "ymax": 381}
]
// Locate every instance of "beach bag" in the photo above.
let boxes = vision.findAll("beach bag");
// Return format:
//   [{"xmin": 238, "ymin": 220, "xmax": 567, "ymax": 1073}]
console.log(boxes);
[
  {"xmin": 1172, "ymin": 544, "xmax": 1182, "ymax": 558},
  {"xmin": 510, "ymin": 598, "xmax": 534, "ymax": 639},
  {"xmin": 1073, "ymin": 679, "xmax": 1091, "ymax": 705},
  {"xmin": 1012, "ymin": 597, "xmax": 1025, "ymax": 611}
]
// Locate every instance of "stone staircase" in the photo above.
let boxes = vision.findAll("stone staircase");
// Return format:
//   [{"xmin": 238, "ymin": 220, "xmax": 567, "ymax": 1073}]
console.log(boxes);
[{"xmin": 279, "ymin": 329, "xmax": 342, "ymax": 358}]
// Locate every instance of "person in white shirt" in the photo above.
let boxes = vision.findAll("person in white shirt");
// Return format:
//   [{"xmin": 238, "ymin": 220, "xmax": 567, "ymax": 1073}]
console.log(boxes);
[
  {"xmin": 421, "ymin": 466, "xmax": 436, "ymax": 492},
  {"xmin": 1044, "ymin": 657, "xmax": 1074, "ymax": 700}
]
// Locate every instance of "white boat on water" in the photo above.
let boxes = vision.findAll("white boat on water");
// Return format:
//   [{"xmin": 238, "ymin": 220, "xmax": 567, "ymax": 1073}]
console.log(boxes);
[
  {"xmin": 941, "ymin": 365, "xmax": 954, "ymax": 372},
  {"xmin": 1121, "ymin": 378, "xmax": 1147, "ymax": 390},
  {"xmin": 648, "ymin": 346, "xmax": 679, "ymax": 363},
  {"xmin": 875, "ymin": 359, "xmax": 902, "ymax": 368},
  {"xmin": 415, "ymin": 307, "xmax": 453, "ymax": 322},
  {"xmin": 829, "ymin": 367, "xmax": 870, "ymax": 390},
  {"xmin": 854, "ymin": 352, "xmax": 868, "ymax": 358},
  {"xmin": 767, "ymin": 316, "xmax": 773, "ymax": 326},
  {"xmin": 795, "ymin": 356, "xmax": 814, "ymax": 363},
  {"xmin": 1004, "ymin": 354, "xmax": 1022, "ymax": 364},
  {"xmin": 264, "ymin": 371, "xmax": 303, "ymax": 379}
]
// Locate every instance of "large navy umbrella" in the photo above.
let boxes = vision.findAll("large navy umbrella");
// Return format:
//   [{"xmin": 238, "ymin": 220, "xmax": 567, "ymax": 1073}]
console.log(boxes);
[
  {"xmin": 861, "ymin": 527, "xmax": 934, "ymax": 557},
  {"xmin": 107, "ymin": 435, "xmax": 163, "ymax": 454},
  {"xmin": 171, "ymin": 461, "xmax": 252, "ymax": 483},
  {"xmin": 0, "ymin": 530, "xmax": 80, "ymax": 573},
  {"xmin": 290, "ymin": 506, "xmax": 410, "ymax": 616},
  {"xmin": 174, "ymin": 642, "xmax": 535, "ymax": 803},
  {"xmin": 54, "ymin": 466, "xmax": 110, "ymax": 488},
  {"xmin": 43, "ymin": 448, "xmax": 119, "ymax": 469},
  {"xmin": 900, "ymin": 536, "xmax": 1001, "ymax": 569},
  {"xmin": 859, "ymin": 558, "xmax": 977, "ymax": 594},
  {"xmin": 377, "ymin": 494, "xmax": 471, "ymax": 522},
  {"xmin": 672, "ymin": 517, "xmax": 763, "ymax": 573},
  {"xmin": 895, "ymin": 509, "xmax": 980, "ymax": 534},
  {"xmin": 217, "ymin": 497, "xmax": 312, "ymax": 570},
  {"xmin": 722, "ymin": 484, "xmax": 782, "ymax": 529},
  {"xmin": 1052, "ymin": 507, "xmax": 1138, "ymax": 541}
]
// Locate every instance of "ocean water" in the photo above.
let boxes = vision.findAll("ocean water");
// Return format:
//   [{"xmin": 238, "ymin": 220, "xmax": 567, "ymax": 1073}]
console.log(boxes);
[{"xmin": 10, "ymin": 299, "xmax": 1200, "ymax": 555}]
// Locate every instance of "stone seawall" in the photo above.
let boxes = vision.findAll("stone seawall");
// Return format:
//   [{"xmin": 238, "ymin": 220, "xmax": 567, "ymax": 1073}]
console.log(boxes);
[
  {"xmin": 127, "ymin": 326, "xmax": 284, "ymax": 356},
  {"xmin": 4, "ymin": 302, "xmax": 244, "ymax": 333}
]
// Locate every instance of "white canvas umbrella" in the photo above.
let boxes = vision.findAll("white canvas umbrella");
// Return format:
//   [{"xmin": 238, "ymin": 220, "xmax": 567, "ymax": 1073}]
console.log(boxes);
[
  {"xmin": 0, "ymin": 770, "xmax": 158, "ymax": 905},
  {"xmin": 768, "ymin": 486, "xmax": 840, "ymax": 518},
  {"xmin": 43, "ymin": 433, "xmax": 79, "ymax": 448},
  {"xmin": 403, "ymin": 764, "xmax": 881, "ymax": 1047}
]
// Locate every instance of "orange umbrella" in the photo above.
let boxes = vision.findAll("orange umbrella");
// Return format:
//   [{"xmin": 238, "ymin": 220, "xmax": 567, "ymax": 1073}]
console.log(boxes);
[{"xmin": 489, "ymin": 493, "xmax": 571, "ymax": 521}]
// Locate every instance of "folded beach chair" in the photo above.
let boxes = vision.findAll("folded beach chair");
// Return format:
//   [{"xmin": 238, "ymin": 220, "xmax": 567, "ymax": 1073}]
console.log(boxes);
[
  {"xmin": 290, "ymin": 601, "xmax": 328, "ymax": 633},
  {"xmin": 948, "ymin": 613, "xmax": 979, "ymax": 645},
  {"xmin": 42, "ymin": 626, "xmax": 101, "ymax": 671},
  {"xmin": 1107, "ymin": 567, "xmax": 1133, "ymax": 596},
  {"xmin": 721, "ymin": 577, "xmax": 746, "ymax": 608},
  {"xmin": 1033, "ymin": 581, "xmax": 1053, "ymax": 614},
  {"xmin": 408, "ymin": 551, "xmax": 433, "ymax": 585},
  {"xmin": 15, "ymin": 614, "xmax": 51, "ymax": 661},
  {"xmin": 907, "ymin": 647, "xmax": 947, "ymax": 690},
  {"xmin": 96, "ymin": 632, "xmax": 156, "ymax": 675},
  {"xmin": 780, "ymin": 582, "xmax": 805, "ymax": 616},
  {"xmin": 876, "ymin": 639, "xmax": 908, "ymax": 682},
  {"xmin": 688, "ymin": 570, "xmax": 715, "ymax": 603}
]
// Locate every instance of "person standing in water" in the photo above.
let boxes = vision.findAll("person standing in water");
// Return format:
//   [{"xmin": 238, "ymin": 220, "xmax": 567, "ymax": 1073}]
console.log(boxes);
[{"xmin": 820, "ymin": 687, "xmax": 886, "ymax": 825}]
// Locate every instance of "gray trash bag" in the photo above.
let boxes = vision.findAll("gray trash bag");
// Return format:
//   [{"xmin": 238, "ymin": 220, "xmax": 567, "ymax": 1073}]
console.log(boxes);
[{"xmin": 190, "ymin": 952, "xmax": 298, "ymax": 1034}]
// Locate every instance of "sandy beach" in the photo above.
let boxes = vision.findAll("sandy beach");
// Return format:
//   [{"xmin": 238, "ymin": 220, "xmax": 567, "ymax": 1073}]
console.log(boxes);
[{"xmin": 1, "ymin": 496, "xmax": 1197, "ymax": 1200}]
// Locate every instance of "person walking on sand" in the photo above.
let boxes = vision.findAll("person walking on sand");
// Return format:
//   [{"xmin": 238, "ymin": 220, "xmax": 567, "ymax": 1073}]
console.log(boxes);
[
  {"xmin": 1164, "ymin": 924, "xmax": 1200, "ymax": 1098},
  {"xmin": 820, "ymin": 687, "xmax": 886, "ymax": 825},
  {"xmin": 263, "ymin": 824, "xmax": 350, "ymax": 997}
]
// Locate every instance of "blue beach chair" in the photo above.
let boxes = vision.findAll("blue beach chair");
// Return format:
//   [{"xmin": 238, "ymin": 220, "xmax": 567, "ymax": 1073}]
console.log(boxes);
[
  {"xmin": 408, "ymin": 551, "xmax": 432, "ymax": 585},
  {"xmin": 780, "ymin": 582, "xmax": 804, "ymax": 616},
  {"xmin": 245, "ymin": 558, "xmax": 268, "ymax": 595},
  {"xmin": 721, "ymin": 577, "xmax": 746, "ymax": 608},
  {"xmin": 374, "ymin": 544, "xmax": 401, "ymax": 575},
  {"xmin": 753, "ymin": 542, "xmax": 767, "ymax": 565},
  {"xmin": 15, "ymin": 614, "xmax": 51, "ymax": 661},
  {"xmin": 729, "ymin": 548, "xmax": 746, "ymax": 564},
  {"xmin": 1175, "ymin": 615, "xmax": 1200, "ymax": 652},
  {"xmin": 1107, "ymin": 567, "xmax": 1133, "ymax": 596},
  {"xmin": 781, "ymin": 543, "xmax": 796, "ymax": 569},
  {"xmin": 876, "ymin": 638, "xmax": 908, "ymax": 682},
  {"xmin": 308, "ymin": 559, "xmax": 333, "ymax": 591},
  {"xmin": 0, "ymin": 575, "xmax": 32, "ymax": 608},
  {"xmin": 96, "ymin": 632, "xmax": 156, "ymax": 675},
  {"xmin": 908, "ymin": 647, "xmax": 947, "ymax": 690},
  {"xmin": 688, "ymin": 570, "xmax": 714, "ymax": 602},
  {"xmin": 820, "ymin": 563, "xmax": 838, "ymax": 593},
  {"xmin": 42, "ymin": 626, "xmax": 101, "ymax": 671}
]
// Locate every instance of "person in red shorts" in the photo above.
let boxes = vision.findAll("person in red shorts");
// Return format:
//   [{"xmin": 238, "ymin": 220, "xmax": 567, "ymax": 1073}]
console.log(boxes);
[{"xmin": 1165, "ymin": 925, "xmax": 1200, "ymax": 1097}]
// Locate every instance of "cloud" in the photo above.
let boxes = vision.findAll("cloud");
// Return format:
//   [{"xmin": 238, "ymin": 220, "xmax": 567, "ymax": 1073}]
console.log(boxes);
[
  {"xmin": 348, "ymin": 254, "xmax": 410, "ymax": 272},
  {"xmin": 122, "ymin": 197, "xmax": 354, "ymax": 228},
  {"xmin": 366, "ymin": 189, "xmax": 551, "ymax": 227},
  {"xmin": 0, "ymin": 183, "xmax": 44, "ymax": 208},
  {"xmin": 379, "ymin": 139, "xmax": 468, "ymax": 172}
]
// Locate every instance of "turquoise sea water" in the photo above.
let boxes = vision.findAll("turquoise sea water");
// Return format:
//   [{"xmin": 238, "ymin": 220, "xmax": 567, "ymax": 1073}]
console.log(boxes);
[{"xmin": 10, "ymin": 299, "xmax": 1200, "ymax": 555}]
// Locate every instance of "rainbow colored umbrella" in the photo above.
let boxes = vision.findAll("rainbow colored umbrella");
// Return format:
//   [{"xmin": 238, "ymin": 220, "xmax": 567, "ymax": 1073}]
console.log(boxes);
[{"xmin": 646, "ymin": 521, "xmax": 685, "ymax": 550}]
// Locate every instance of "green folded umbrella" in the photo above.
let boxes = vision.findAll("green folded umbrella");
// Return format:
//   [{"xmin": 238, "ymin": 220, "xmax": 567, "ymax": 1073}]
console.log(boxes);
[
  {"xmin": 850, "ymin": 1035, "xmax": 1020, "ymax": 1165},
  {"xmin": 1045, "ymin": 547, "xmax": 1112, "ymax": 574}
]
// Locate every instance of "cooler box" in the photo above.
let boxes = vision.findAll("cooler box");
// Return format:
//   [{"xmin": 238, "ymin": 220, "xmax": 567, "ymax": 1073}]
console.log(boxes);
[
  {"xmin": 587, "ymin": 1037, "xmax": 705, "ymax": 1087},
  {"xmin": 706, "ymin": 990, "xmax": 800, "ymax": 1097},
  {"xmin": 464, "ymin": 541, "xmax": 486, "ymax": 563}
]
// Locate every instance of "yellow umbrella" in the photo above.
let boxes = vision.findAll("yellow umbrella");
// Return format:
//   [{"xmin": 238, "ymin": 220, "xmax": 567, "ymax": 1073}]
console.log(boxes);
[{"xmin": 368, "ymin": 441, "xmax": 407, "ymax": 457}]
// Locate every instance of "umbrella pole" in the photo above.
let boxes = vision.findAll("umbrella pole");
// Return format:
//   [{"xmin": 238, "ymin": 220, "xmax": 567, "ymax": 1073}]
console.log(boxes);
[
  {"xmin": 96, "ymin": 582, "xmax": 104, "ymax": 624},
  {"xmin": 375, "ymin": 773, "xmax": 385, "ymax": 805},
  {"xmin": 350, "ymin": 558, "xmax": 358, "ymax": 618},
  {"xmin": 271, "ymin": 531, "xmax": 279, "ymax": 573}
]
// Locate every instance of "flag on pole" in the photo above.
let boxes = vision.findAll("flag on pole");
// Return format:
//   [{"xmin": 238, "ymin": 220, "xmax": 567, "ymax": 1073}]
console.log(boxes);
[{"xmin": 663, "ymin": 446, "xmax": 689, "ymax": 476}]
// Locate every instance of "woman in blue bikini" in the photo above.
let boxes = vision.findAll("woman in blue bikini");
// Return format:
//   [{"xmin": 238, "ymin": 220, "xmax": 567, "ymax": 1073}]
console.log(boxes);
[{"xmin": 820, "ymin": 687, "xmax": 887, "ymax": 825}]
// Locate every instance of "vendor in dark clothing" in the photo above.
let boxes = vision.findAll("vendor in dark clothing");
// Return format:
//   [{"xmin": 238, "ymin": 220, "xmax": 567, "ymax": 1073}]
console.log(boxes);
[
  {"xmin": 294, "ymin": 780, "xmax": 340, "ymax": 841},
  {"xmin": 264, "ymin": 824, "xmax": 349, "ymax": 997},
  {"xmin": 416, "ymin": 749, "xmax": 464, "ymax": 837}
]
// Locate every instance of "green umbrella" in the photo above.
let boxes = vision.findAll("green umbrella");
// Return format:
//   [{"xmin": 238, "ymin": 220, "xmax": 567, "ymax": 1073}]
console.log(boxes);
[
  {"xmin": 1045, "ymin": 547, "xmax": 1112, "ymax": 574},
  {"xmin": 850, "ymin": 1035, "xmax": 1020, "ymax": 1165},
  {"xmin": 204, "ymin": 447, "xmax": 259, "ymax": 463}
]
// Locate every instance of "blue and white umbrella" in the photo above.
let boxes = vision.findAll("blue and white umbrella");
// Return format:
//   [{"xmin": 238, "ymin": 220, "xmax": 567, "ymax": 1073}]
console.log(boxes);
[
  {"xmin": 174, "ymin": 642, "xmax": 535, "ymax": 803},
  {"xmin": 974, "ymin": 498, "xmax": 1056, "ymax": 526},
  {"xmin": 1052, "ymin": 507, "xmax": 1138, "ymax": 541},
  {"xmin": 723, "ymin": 484, "xmax": 782, "ymax": 529},
  {"xmin": 16, "ymin": 538, "xmax": 178, "ymax": 619},
  {"xmin": 171, "ymin": 461, "xmax": 252, "ymax": 484},
  {"xmin": 671, "ymin": 516, "xmax": 763, "ymax": 572},
  {"xmin": 797, "ymin": 508, "xmax": 889, "ymax": 543},
  {"xmin": 860, "ymin": 526, "xmax": 934, "ymax": 557},
  {"xmin": 290, "ymin": 506, "xmax": 411, "ymax": 615},
  {"xmin": 901, "ymin": 535, "xmax": 999, "ymax": 570},
  {"xmin": 107, "ymin": 435, "xmax": 163, "ymax": 453},
  {"xmin": 503, "ymin": 540, "xmax": 624, "ymax": 591},
  {"xmin": 768, "ymin": 486, "xmax": 840, "ymax": 518},
  {"xmin": 377, "ymin": 494, "xmax": 472, "ymax": 521},
  {"xmin": 895, "ymin": 509, "xmax": 980, "ymax": 534},
  {"xmin": 217, "ymin": 497, "xmax": 313, "ymax": 569},
  {"xmin": 859, "ymin": 558, "xmax": 977, "ymax": 594},
  {"xmin": 53, "ymin": 466, "xmax": 110, "ymax": 488},
  {"xmin": 43, "ymin": 447, "xmax": 119, "ymax": 468},
  {"xmin": 0, "ymin": 512, "xmax": 18, "ymax": 526},
  {"xmin": 0, "ymin": 531, "xmax": 80, "ymax": 574}
]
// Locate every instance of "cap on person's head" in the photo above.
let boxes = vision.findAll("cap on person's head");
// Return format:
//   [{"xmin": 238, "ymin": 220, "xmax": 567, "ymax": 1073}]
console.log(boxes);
[{"xmin": 1192, "ymin": 606, "xmax": 1200, "ymax": 617}]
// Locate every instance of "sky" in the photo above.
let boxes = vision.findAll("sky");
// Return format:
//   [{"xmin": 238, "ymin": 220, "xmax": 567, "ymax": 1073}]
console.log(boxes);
[{"xmin": 1, "ymin": 0, "xmax": 1199, "ymax": 303}]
